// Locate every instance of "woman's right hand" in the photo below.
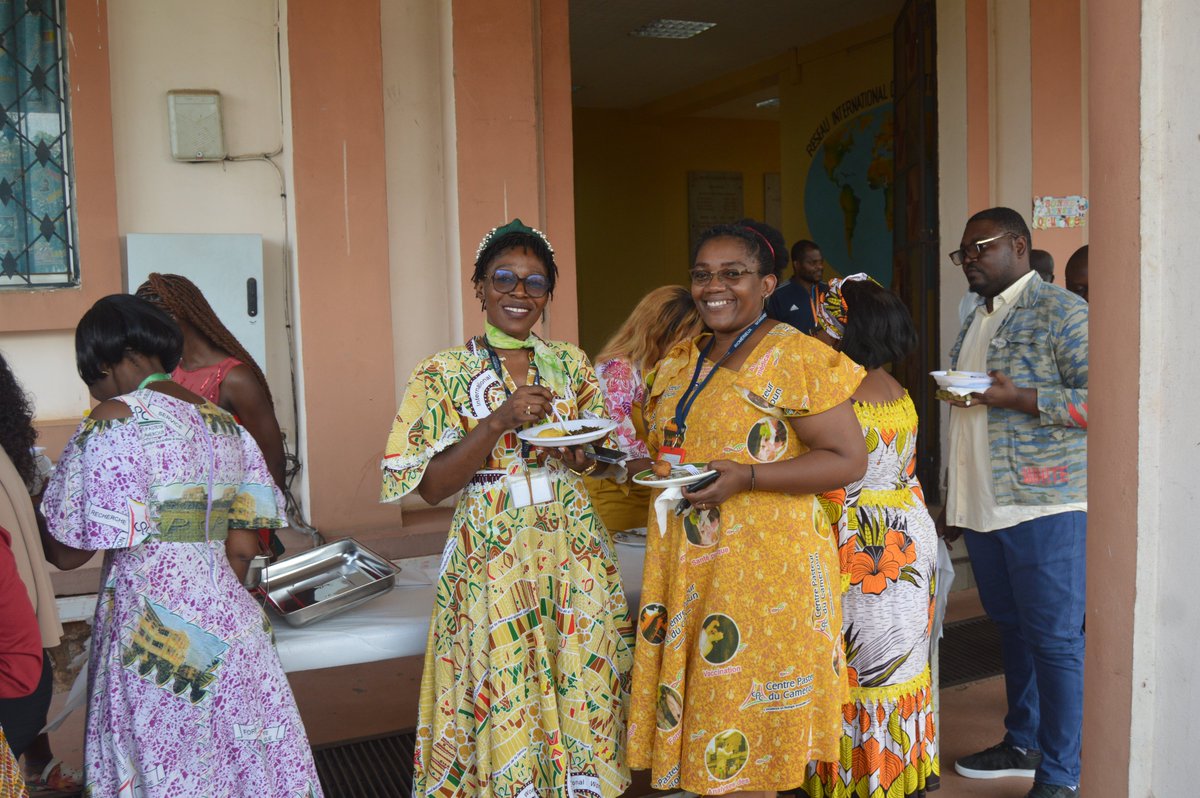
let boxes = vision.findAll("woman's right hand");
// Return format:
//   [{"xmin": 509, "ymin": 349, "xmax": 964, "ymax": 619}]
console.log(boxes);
[{"xmin": 489, "ymin": 384, "xmax": 557, "ymax": 433}]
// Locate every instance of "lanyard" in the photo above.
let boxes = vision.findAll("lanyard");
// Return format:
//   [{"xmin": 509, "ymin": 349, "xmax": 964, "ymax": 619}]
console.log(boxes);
[
  {"xmin": 672, "ymin": 313, "xmax": 766, "ymax": 437},
  {"xmin": 484, "ymin": 341, "xmax": 539, "ymax": 459}
]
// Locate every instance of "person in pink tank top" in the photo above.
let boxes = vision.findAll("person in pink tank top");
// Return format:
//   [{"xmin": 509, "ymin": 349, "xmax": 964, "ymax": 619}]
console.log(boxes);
[{"xmin": 137, "ymin": 274, "xmax": 287, "ymax": 557}]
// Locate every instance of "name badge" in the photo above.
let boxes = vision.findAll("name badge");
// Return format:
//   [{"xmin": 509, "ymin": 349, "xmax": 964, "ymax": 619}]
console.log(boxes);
[{"xmin": 507, "ymin": 467, "xmax": 553, "ymax": 508}]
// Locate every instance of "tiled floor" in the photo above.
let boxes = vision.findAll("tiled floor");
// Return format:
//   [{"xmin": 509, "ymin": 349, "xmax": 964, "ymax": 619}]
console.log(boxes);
[{"xmin": 38, "ymin": 586, "xmax": 1037, "ymax": 798}]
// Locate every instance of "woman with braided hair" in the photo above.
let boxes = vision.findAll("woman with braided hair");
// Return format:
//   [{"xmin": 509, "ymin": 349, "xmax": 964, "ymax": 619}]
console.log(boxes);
[{"xmin": 137, "ymin": 273, "xmax": 286, "ymax": 556}]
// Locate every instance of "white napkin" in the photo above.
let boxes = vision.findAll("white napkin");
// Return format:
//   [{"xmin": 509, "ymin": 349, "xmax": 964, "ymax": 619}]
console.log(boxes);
[{"xmin": 653, "ymin": 486, "xmax": 684, "ymax": 536}]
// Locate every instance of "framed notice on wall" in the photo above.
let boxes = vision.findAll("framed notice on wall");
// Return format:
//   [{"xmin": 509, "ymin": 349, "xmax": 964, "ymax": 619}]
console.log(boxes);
[{"xmin": 688, "ymin": 171, "xmax": 744, "ymax": 254}]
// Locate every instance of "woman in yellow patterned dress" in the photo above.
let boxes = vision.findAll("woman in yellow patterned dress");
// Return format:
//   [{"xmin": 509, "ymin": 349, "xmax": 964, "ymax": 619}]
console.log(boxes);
[
  {"xmin": 627, "ymin": 221, "xmax": 868, "ymax": 796},
  {"xmin": 381, "ymin": 220, "xmax": 633, "ymax": 798},
  {"xmin": 802, "ymin": 275, "xmax": 940, "ymax": 798}
]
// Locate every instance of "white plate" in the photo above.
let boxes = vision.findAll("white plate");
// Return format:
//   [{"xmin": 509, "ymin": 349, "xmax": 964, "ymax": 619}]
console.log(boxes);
[
  {"xmin": 930, "ymin": 370, "xmax": 993, "ymax": 389},
  {"xmin": 613, "ymin": 531, "xmax": 647, "ymax": 547},
  {"xmin": 517, "ymin": 418, "xmax": 617, "ymax": 447},
  {"xmin": 632, "ymin": 463, "xmax": 717, "ymax": 488}
]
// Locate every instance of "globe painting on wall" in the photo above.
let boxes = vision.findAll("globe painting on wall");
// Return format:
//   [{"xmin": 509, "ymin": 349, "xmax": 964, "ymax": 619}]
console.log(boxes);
[{"xmin": 804, "ymin": 103, "xmax": 894, "ymax": 286}]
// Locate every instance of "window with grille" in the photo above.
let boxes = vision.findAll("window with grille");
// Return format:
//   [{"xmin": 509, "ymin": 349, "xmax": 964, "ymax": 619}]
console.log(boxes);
[{"xmin": 0, "ymin": 0, "xmax": 77, "ymax": 289}]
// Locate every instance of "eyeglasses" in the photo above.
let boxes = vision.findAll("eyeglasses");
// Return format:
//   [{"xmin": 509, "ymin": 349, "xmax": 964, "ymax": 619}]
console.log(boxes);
[
  {"xmin": 490, "ymin": 268, "xmax": 550, "ymax": 298},
  {"xmin": 949, "ymin": 232, "xmax": 1017, "ymax": 265},
  {"xmin": 689, "ymin": 268, "xmax": 759, "ymax": 286}
]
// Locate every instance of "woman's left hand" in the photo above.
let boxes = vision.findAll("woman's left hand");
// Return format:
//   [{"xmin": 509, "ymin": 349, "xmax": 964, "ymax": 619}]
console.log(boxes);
[
  {"xmin": 682, "ymin": 459, "xmax": 751, "ymax": 509},
  {"xmin": 551, "ymin": 445, "xmax": 596, "ymax": 475}
]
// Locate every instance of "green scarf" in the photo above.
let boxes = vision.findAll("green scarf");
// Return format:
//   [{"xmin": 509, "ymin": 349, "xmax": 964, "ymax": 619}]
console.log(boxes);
[{"xmin": 484, "ymin": 322, "xmax": 568, "ymax": 396}]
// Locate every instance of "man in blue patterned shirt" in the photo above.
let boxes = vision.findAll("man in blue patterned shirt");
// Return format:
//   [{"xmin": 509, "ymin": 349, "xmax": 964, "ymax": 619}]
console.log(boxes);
[{"xmin": 941, "ymin": 207, "xmax": 1088, "ymax": 798}]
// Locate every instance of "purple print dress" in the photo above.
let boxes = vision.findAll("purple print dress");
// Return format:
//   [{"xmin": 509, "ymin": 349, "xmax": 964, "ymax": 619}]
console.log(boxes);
[{"xmin": 42, "ymin": 390, "xmax": 322, "ymax": 798}]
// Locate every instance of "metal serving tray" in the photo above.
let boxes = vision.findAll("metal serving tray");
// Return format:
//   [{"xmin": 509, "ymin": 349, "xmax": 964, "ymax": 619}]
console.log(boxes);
[{"xmin": 259, "ymin": 538, "xmax": 397, "ymax": 627}]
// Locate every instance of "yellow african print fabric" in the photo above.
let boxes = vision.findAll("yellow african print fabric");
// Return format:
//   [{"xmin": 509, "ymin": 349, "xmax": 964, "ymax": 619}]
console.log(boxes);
[
  {"xmin": 802, "ymin": 394, "xmax": 940, "ymax": 798},
  {"xmin": 0, "ymin": 725, "xmax": 28, "ymax": 798},
  {"xmin": 628, "ymin": 324, "xmax": 863, "ymax": 794},
  {"xmin": 382, "ymin": 337, "xmax": 634, "ymax": 798}
]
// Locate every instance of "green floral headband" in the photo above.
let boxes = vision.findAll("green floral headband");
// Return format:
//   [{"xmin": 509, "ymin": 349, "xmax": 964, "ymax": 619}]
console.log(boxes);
[{"xmin": 475, "ymin": 218, "xmax": 555, "ymax": 263}]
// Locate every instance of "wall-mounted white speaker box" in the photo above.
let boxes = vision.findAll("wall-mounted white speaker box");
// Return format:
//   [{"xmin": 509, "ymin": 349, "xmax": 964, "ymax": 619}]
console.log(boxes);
[{"xmin": 167, "ymin": 90, "xmax": 226, "ymax": 162}]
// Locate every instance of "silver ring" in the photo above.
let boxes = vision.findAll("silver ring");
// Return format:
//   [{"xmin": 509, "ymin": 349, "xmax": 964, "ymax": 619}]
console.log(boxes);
[{"xmin": 526, "ymin": 405, "xmax": 532, "ymax": 414}]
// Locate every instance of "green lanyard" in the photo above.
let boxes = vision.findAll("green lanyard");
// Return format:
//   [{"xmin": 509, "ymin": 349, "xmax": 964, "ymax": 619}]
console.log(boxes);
[{"xmin": 138, "ymin": 372, "xmax": 172, "ymax": 390}]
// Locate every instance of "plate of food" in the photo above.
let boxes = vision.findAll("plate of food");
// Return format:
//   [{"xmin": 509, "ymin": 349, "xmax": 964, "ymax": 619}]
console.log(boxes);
[
  {"xmin": 632, "ymin": 461, "xmax": 717, "ymax": 488},
  {"xmin": 517, "ymin": 418, "xmax": 617, "ymax": 447}
]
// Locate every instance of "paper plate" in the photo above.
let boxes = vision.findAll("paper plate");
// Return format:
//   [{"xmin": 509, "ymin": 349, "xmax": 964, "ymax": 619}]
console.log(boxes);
[
  {"xmin": 632, "ymin": 463, "xmax": 717, "ymax": 488},
  {"xmin": 517, "ymin": 418, "xmax": 617, "ymax": 447}
]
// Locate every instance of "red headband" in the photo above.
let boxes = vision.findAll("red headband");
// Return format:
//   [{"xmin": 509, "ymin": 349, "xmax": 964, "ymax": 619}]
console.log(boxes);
[{"xmin": 744, "ymin": 226, "xmax": 776, "ymax": 264}]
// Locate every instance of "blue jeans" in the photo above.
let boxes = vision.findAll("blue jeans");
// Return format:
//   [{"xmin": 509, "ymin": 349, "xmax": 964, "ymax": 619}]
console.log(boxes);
[{"xmin": 963, "ymin": 511, "xmax": 1086, "ymax": 786}]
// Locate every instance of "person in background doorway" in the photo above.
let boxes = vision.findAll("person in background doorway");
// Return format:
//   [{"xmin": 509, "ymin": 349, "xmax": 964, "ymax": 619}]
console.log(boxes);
[
  {"xmin": 381, "ymin": 219, "xmax": 633, "ymax": 798},
  {"xmin": 40, "ymin": 294, "xmax": 321, "ymax": 797},
  {"xmin": 941, "ymin": 207, "xmax": 1088, "ymax": 798},
  {"xmin": 804, "ymin": 275, "xmax": 940, "ymax": 798},
  {"xmin": 766, "ymin": 238, "xmax": 827, "ymax": 333},
  {"xmin": 0, "ymin": 353, "xmax": 77, "ymax": 794},
  {"xmin": 1064, "ymin": 245, "xmax": 1088, "ymax": 302},
  {"xmin": 1030, "ymin": 249, "xmax": 1055, "ymax": 283},
  {"xmin": 136, "ymin": 273, "xmax": 287, "ymax": 557},
  {"xmin": 586, "ymin": 285, "xmax": 702, "ymax": 536}
]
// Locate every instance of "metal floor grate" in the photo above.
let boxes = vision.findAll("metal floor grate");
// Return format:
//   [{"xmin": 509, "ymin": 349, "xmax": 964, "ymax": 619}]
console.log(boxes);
[
  {"xmin": 313, "ymin": 731, "xmax": 416, "ymax": 798},
  {"xmin": 939, "ymin": 615, "xmax": 1004, "ymax": 688}
]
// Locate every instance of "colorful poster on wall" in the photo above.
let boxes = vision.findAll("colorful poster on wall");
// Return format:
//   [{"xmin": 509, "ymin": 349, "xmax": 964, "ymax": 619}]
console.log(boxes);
[
  {"xmin": 1032, "ymin": 195, "xmax": 1088, "ymax": 229},
  {"xmin": 802, "ymin": 90, "xmax": 894, "ymax": 285}
]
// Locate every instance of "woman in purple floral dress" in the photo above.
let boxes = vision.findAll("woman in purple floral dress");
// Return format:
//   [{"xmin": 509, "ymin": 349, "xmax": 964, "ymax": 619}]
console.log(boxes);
[{"xmin": 40, "ymin": 295, "xmax": 322, "ymax": 798}]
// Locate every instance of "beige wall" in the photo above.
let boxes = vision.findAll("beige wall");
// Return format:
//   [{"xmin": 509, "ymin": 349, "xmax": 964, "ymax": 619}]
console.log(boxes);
[{"xmin": 105, "ymin": 0, "xmax": 299, "ymax": 442}]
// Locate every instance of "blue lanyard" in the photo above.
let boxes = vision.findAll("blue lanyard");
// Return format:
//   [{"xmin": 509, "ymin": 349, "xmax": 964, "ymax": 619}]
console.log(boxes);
[{"xmin": 672, "ymin": 313, "xmax": 766, "ymax": 437}]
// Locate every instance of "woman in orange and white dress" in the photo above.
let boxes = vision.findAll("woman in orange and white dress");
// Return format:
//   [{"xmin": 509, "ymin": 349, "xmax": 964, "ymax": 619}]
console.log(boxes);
[{"xmin": 802, "ymin": 275, "xmax": 940, "ymax": 798}]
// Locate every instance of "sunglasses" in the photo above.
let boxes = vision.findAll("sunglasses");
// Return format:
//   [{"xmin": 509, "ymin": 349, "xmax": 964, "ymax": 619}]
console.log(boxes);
[
  {"xmin": 490, "ymin": 268, "xmax": 551, "ymax": 298},
  {"xmin": 689, "ymin": 268, "xmax": 759, "ymax": 286}
]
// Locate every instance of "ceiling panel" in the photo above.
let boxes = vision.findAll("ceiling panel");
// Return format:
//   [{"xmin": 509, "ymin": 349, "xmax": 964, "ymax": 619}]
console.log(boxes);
[{"xmin": 569, "ymin": 0, "xmax": 904, "ymax": 115}]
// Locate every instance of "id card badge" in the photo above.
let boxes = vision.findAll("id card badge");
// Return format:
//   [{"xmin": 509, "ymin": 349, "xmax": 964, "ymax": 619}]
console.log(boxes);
[
  {"xmin": 660, "ymin": 421, "xmax": 686, "ymax": 465},
  {"xmin": 658, "ymin": 446, "xmax": 686, "ymax": 466},
  {"xmin": 506, "ymin": 463, "xmax": 553, "ymax": 508}
]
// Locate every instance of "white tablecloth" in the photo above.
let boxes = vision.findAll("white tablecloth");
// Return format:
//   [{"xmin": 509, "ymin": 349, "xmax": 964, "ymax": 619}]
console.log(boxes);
[{"xmin": 274, "ymin": 539, "xmax": 648, "ymax": 673}]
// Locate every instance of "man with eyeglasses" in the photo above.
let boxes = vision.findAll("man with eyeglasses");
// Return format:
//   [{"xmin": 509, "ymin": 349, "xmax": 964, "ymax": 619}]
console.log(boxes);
[
  {"xmin": 940, "ymin": 207, "xmax": 1088, "ymax": 798},
  {"xmin": 765, "ymin": 239, "xmax": 826, "ymax": 333}
]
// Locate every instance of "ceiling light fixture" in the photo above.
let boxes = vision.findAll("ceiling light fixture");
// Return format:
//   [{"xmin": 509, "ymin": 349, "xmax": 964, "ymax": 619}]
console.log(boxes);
[
  {"xmin": 755, "ymin": 98, "xmax": 781, "ymax": 109},
  {"xmin": 629, "ymin": 19, "xmax": 716, "ymax": 39}
]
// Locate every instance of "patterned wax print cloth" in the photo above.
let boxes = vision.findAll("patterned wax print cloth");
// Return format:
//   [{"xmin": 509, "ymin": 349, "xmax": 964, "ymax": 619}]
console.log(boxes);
[
  {"xmin": 0, "ymin": 724, "xmax": 28, "ymax": 798},
  {"xmin": 802, "ymin": 394, "xmax": 940, "ymax": 798},
  {"xmin": 628, "ymin": 324, "xmax": 863, "ymax": 794},
  {"xmin": 41, "ymin": 390, "xmax": 322, "ymax": 798},
  {"xmin": 382, "ymin": 337, "xmax": 634, "ymax": 798},
  {"xmin": 584, "ymin": 356, "xmax": 653, "ymax": 534}
]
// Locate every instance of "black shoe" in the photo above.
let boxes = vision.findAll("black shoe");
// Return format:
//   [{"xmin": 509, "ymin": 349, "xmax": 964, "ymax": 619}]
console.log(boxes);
[
  {"xmin": 954, "ymin": 741, "xmax": 1044, "ymax": 779},
  {"xmin": 1027, "ymin": 783, "xmax": 1079, "ymax": 798}
]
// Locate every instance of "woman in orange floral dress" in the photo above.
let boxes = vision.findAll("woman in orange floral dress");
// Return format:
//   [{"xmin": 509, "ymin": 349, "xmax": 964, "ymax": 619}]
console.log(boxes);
[
  {"xmin": 802, "ymin": 275, "xmax": 940, "ymax": 798},
  {"xmin": 627, "ymin": 221, "xmax": 868, "ymax": 797}
]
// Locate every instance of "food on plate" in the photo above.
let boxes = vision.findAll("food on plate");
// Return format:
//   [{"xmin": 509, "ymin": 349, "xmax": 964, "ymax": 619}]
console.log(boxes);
[
  {"xmin": 651, "ymin": 459, "xmax": 673, "ymax": 478},
  {"xmin": 533, "ymin": 423, "xmax": 604, "ymax": 439}
]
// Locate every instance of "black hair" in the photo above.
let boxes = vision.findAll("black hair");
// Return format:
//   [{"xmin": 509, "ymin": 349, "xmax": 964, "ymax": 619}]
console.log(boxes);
[
  {"xmin": 967, "ymin": 206, "xmax": 1033, "ymax": 249},
  {"xmin": 790, "ymin": 239, "xmax": 820, "ymax": 262},
  {"xmin": 838, "ymin": 280, "xmax": 918, "ymax": 370},
  {"xmin": 1030, "ymin": 249, "xmax": 1055, "ymax": 281},
  {"xmin": 692, "ymin": 219, "xmax": 787, "ymax": 278},
  {"xmin": 76, "ymin": 294, "xmax": 184, "ymax": 386},
  {"xmin": 0, "ymin": 350, "xmax": 37, "ymax": 487},
  {"xmin": 472, "ymin": 232, "xmax": 559, "ymax": 296}
]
